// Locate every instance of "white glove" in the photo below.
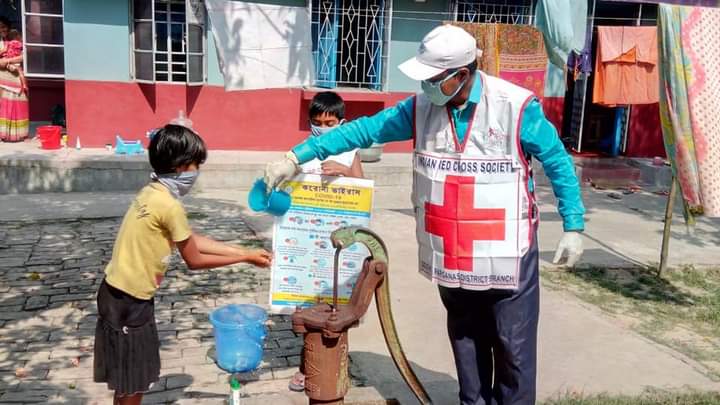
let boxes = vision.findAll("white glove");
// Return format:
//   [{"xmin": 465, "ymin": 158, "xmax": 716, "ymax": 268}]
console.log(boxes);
[
  {"xmin": 264, "ymin": 152, "xmax": 300, "ymax": 192},
  {"xmin": 552, "ymin": 231, "xmax": 584, "ymax": 267}
]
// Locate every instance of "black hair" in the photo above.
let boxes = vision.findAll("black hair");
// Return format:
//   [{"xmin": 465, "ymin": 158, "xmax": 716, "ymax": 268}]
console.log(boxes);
[
  {"xmin": 0, "ymin": 17, "xmax": 11, "ymax": 29},
  {"xmin": 148, "ymin": 124, "xmax": 207, "ymax": 174},
  {"xmin": 309, "ymin": 92, "xmax": 345, "ymax": 120}
]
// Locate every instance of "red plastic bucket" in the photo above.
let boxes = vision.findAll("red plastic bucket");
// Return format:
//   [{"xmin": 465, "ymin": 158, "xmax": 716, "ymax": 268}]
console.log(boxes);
[{"xmin": 37, "ymin": 125, "xmax": 62, "ymax": 150}]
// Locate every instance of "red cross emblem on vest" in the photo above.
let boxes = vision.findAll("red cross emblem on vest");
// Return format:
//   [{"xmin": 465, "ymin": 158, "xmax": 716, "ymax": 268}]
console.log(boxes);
[{"xmin": 424, "ymin": 175, "xmax": 506, "ymax": 272}]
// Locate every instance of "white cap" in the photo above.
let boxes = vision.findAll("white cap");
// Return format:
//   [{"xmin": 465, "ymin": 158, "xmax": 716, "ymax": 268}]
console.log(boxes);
[{"xmin": 399, "ymin": 24, "xmax": 479, "ymax": 81}]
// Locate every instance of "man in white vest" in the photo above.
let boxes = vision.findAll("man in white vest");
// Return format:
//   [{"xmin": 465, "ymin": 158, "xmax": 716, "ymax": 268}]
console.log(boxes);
[{"xmin": 264, "ymin": 25, "xmax": 585, "ymax": 404}]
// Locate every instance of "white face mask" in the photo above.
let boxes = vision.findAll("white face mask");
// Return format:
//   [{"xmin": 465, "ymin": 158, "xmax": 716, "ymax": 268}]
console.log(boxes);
[
  {"xmin": 151, "ymin": 171, "xmax": 199, "ymax": 198},
  {"xmin": 421, "ymin": 70, "xmax": 467, "ymax": 106},
  {"xmin": 310, "ymin": 119, "xmax": 344, "ymax": 137}
]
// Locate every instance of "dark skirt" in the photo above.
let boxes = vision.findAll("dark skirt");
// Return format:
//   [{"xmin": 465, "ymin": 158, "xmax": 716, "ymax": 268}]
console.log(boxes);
[{"xmin": 93, "ymin": 279, "xmax": 161, "ymax": 395}]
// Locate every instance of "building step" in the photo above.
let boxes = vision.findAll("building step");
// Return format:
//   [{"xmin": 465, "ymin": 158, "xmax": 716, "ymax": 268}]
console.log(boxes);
[
  {"xmin": 0, "ymin": 142, "xmax": 670, "ymax": 194},
  {"xmin": 0, "ymin": 143, "xmax": 412, "ymax": 194}
]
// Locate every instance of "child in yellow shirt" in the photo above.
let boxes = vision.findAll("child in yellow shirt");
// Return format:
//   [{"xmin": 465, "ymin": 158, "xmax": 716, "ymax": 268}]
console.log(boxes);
[{"xmin": 93, "ymin": 124, "xmax": 271, "ymax": 405}]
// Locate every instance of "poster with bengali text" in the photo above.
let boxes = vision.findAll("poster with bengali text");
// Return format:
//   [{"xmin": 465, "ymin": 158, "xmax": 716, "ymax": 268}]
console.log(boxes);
[{"xmin": 269, "ymin": 174, "xmax": 374, "ymax": 314}]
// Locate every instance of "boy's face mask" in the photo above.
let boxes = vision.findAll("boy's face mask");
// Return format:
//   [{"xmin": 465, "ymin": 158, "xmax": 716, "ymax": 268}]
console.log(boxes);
[
  {"xmin": 151, "ymin": 171, "xmax": 199, "ymax": 198},
  {"xmin": 310, "ymin": 119, "xmax": 345, "ymax": 137}
]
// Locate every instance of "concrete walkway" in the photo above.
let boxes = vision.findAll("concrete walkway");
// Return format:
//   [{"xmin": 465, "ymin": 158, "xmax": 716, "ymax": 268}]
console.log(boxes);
[{"xmin": 2, "ymin": 183, "xmax": 718, "ymax": 403}]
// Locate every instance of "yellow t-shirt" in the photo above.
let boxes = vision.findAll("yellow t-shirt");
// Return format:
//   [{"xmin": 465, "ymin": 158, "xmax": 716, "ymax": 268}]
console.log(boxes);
[{"xmin": 105, "ymin": 183, "xmax": 192, "ymax": 300}]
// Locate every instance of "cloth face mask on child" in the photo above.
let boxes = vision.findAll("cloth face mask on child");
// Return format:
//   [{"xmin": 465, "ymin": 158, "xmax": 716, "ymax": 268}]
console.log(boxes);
[
  {"xmin": 151, "ymin": 171, "xmax": 199, "ymax": 198},
  {"xmin": 310, "ymin": 119, "xmax": 345, "ymax": 137}
]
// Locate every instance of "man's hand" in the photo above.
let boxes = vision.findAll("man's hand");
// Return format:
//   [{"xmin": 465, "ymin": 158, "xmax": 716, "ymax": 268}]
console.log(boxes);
[
  {"xmin": 552, "ymin": 231, "xmax": 584, "ymax": 267},
  {"xmin": 321, "ymin": 161, "xmax": 352, "ymax": 177},
  {"xmin": 243, "ymin": 249, "xmax": 272, "ymax": 268},
  {"xmin": 264, "ymin": 152, "xmax": 300, "ymax": 193}
]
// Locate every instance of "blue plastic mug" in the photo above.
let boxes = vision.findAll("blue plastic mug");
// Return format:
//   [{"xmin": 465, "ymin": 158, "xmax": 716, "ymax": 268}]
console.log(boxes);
[
  {"xmin": 248, "ymin": 178, "xmax": 291, "ymax": 216},
  {"xmin": 266, "ymin": 188, "xmax": 291, "ymax": 216},
  {"xmin": 248, "ymin": 178, "xmax": 269, "ymax": 212}
]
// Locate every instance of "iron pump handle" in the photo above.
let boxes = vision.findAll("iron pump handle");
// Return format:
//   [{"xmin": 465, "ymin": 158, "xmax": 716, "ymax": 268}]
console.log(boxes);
[
  {"xmin": 330, "ymin": 227, "xmax": 388, "ymax": 311},
  {"xmin": 330, "ymin": 226, "xmax": 389, "ymax": 263}
]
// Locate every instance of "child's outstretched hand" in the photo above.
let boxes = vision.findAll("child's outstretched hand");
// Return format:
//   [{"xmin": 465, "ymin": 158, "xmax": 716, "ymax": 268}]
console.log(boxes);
[{"xmin": 244, "ymin": 249, "xmax": 272, "ymax": 268}]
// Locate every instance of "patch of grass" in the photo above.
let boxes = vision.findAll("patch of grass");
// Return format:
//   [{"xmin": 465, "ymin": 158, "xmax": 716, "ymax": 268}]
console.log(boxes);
[
  {"xmin": 542, "ymin": 265, "xmax": 720, "ymax": 380},
  {"xmin": 666, "ymin": 265, "xmax": 715, "ymax": 290},
  {"xmin": 542, "ymin": 389, "xmax": 720, "ymax": 405}
]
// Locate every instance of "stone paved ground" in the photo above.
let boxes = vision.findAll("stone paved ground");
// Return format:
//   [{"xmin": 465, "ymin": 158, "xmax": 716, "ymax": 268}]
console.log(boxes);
[{"xmin": 0, "ymin": 213, "xmax": 303, "ymax": 404}]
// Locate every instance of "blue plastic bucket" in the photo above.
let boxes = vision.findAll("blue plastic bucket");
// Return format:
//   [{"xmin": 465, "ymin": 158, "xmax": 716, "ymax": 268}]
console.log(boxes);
[
  {"xmin": 234, "ymin": 304, "xmax": 268, "ymax": 340},
  {"xmin": 210, "ymin": 304, "xmax": 268, "ymax": 373}
]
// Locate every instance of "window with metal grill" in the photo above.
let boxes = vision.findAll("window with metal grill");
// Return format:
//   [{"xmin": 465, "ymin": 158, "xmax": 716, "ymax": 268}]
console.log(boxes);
[
  {"xmin": 310, "ymin": 0, "xmax": 391, "ymax": 90},
  {"xmin": 452, "ymin": 0, "xmax": 534, "ymax": 25},
  {"xmin": 132, "ymin": 0, "xmax": 206, "ymax": 85},
  {"xmin": 22, "ymin": 0, "xmax": 64, "ymax": 77}
]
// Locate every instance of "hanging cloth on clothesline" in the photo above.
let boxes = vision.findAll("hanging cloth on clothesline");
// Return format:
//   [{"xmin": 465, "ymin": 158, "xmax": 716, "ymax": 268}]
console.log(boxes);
[
  {"xmin": 534, "ymin": 0, "xmax": 588, "ymax": 68},
  {"xmin": 592, "ymin": 26, "xmax": 659, "ymax": 107},
  {"xmin": 496, "ymin": 24, "xmax": 548, "ymax": 97},
  {"xmin": 205, "ymin": 0, "xmax": 315, "ymax": 91},
  {"xmin": 658, "ymin": 4, "xmax": 720, "ymax": 220},
  {"xmin": 567, "ymin": 23, "xmax": 593, "ymax": 80}
]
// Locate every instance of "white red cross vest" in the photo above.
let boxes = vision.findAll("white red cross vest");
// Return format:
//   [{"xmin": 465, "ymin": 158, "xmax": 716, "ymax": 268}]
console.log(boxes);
[{"xmin": 413, "ymin": 71, "xmax": 536, "ymax": 291}]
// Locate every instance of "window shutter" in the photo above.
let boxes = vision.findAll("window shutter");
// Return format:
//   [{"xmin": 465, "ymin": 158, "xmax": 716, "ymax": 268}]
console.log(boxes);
[
  {"xmin": 133, "ymin": 0, "xmax": 155, "ymax": 83},
  {"xmin": 186, "ymin": 0, "xmax": 206, "ymax": 85}
]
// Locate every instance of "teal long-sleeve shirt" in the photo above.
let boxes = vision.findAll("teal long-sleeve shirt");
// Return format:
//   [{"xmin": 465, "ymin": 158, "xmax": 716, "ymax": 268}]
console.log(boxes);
[{"xmin": 293, "ymin": 74, "xmax": 585, "ymax": 232}]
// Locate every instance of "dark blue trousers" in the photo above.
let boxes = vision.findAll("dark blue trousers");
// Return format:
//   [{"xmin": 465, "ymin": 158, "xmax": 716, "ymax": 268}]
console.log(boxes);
[{"xmin": 439, "ymin": 233, "xmax": 539, "ymax": 405}]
